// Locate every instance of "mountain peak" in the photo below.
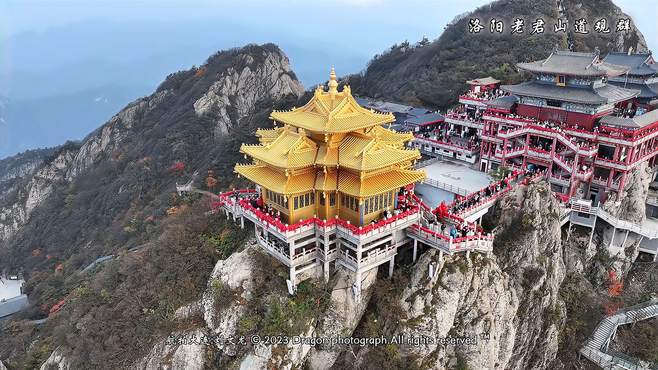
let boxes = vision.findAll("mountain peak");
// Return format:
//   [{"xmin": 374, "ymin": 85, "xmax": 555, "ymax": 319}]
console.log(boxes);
[{"xmin": 351, "ymin": 0, "xmax": 648, "ymax": 109}]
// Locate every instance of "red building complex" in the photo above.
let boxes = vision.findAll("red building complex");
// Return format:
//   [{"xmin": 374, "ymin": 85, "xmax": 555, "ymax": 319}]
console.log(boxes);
[{"xmin": 417, "ymin": 50, "xmax": 658, "ymax": 204}]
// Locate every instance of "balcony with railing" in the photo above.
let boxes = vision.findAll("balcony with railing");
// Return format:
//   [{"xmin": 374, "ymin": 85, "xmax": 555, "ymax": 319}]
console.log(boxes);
[
  {"xmin": 483, "ymin": 113, "xmax": 535, "ymax": 126},
  {"xmin": 592, "ymin": 176, "xmax": 607, "ymax": 187},
  {"xmin": 443, "ymin": 112, "xmax": 485, "ymax": 129},
  {"xmin": 217, "ymin": 190, "xmax": 422, "ymax": 245},
  {"xmin": 414, "ymin": 135, "xmax": 480, "ymax": 155},
  {"xmin": 549, "ymin": 172, "xmax": 570, "ymax": 186},
  {"xmin": 341, "ymin": 244, "xmax": 398, "ymax": 270},
  {"xmin": 553, "ymin": 153, "xmax": 574, "ymax": 173},
  {"xmin": 526, "ymin": 146, "xmax": 552, "ymax": 161},
  {"xmin": 407, "ymin": 224, "xmax": 494, "ymax": 253}
]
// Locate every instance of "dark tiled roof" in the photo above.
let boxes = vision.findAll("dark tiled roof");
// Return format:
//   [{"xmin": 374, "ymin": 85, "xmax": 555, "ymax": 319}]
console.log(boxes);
[
  {"xmin": 600, "ymin": 109, "xmax": 658, "ymax": 129},
  {"xmin": 486, "ymin": 95, "xmax": 518, "ymax": 110},
  {"xmin": 517, "ymin": 50, "xmax": 629, "ymax": 77},
  {"xmin": 404, "ymin": 113, "xmax": 444, "ymax": 126},
  {"xmin": 466, "ymin": 76, "xmax": 500, "ymax": 85},
  {"xmin": 603, "ymin": 52, "xmax": 658, "ymax": 76},
  {"xmin": 501, "ymin": 81, "xmax": 639, "ymax": 105},
  {"xmin": 408, "ymin": 107, "xmax": 433, "ymax": 116},
  {"xmin": 608, "ymin": 81, "xmax": 658, "ymax": 99}
]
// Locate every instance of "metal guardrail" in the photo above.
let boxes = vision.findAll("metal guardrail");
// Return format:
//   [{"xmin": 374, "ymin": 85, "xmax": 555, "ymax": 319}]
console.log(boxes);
[
  {"xmin": 580, "ymin": 298, "xmax": 658, "ymax": 370},
  {"xmin": 567, "ymin": 198, "xmax": 658, "ymax": 239},
  {"xmin": 421, "ymin": 178, "xmax": 470, "ymax": 196}
]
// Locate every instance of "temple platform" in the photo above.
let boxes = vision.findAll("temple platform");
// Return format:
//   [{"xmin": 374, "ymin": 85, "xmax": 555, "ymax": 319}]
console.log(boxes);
[{"xmin": 415, "ymin": 159, "xmax": 492, "ymax": 209}]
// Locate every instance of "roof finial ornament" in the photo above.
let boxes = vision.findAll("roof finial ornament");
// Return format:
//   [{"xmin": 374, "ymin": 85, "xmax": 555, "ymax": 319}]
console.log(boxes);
[{"xmin": 328, "ymin": 66, "xmax": 338, "ymax": 96}]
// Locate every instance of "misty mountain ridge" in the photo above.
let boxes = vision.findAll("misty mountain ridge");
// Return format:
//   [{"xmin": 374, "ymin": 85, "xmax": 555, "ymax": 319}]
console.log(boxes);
[{"xmin": 0, "ymin": 19, "xmax": 367, "ymax": 159}]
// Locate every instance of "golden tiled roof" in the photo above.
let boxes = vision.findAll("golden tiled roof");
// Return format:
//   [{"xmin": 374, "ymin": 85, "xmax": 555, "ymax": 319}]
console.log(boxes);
[
  {"xmin": 338, "ymin": 168, "xmax": 426, "ymax": 197},
  {"xmin": 315, "ymin": 169, "xmax": 338, "ymax": 191},
  {"xmin": 315, "ymin": 144, "xmax": 339, "ymax": 167},
  {"xmin": 338, "ymin": 133, "xmax": 421, "ymax": 171},
  {"xmin": 241, "ymin": 129, "xmax": 317, "ymax": 169},
  {"xmin": 255, "ymin": 127, "xmax": 284, "ymax": 143},
  {"xmin": 270, "ymin": 68, "xmax": 394, "ymax": 133},
  {"xmin": 370, "ymin": 126, "xmax": 414, "ymax": 147},
  {"xmin": 235, "ymin": 164, "xmax": 315, "ymax": 195}
]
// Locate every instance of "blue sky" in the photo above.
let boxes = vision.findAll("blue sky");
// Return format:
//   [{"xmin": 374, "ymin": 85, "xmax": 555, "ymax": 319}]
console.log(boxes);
[
  {"xmin": 1, "ymin": 0, "xmax": 657, "ymax": 86},
  {"xmin": 0, "ymin": 0, "xmax": 656, "ymax": 158}
]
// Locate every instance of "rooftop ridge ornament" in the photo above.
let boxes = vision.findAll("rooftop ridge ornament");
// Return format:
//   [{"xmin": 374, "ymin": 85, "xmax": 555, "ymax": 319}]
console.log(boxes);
[{"xmin": 328, "ymin": 66, "xmax": 338, "ymax": 97}]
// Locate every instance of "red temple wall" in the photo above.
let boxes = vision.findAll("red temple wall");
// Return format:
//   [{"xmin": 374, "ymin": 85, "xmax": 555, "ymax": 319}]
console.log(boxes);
[{"xmin": 515, "ymin": 104, "xmax": 610, "ymax": 130}]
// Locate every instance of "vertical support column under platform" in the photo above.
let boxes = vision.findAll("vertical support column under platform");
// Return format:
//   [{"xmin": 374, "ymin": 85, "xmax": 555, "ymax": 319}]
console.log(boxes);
[
  {"xmin": 240, "ymin": 216, "xmax": 244, "ymax": 229},
  {"xmin": 354, "ymin": 270, "xmax": 362, "ymax": 300},
  {"xmin": 388, "ymin": 255, "xmax": 395, "ymax": 278},
  {"xmin": 288, "ymin": 240, "xmax": 296, "ymax": 294},
  {"xmin": 288, "ymin": 266, "xmax": 296, "ymax": 295},
  {"xmin": 323, "ymin": 235, "xmax": 330, "ymax": 283},
  {"xmin": 608, "ymin": 227, "xmax": 616, "ymax": 249},
  {"xmin": 588, "ymin": 215, "xmax": 598, "ymax": 250},
  {"xmin": 413, "ymin": 239, "xmax": 418, "ymax": 262},
  {"xmin": 621, "ymin": 229, "xmax": 630, "ymax": 249}
]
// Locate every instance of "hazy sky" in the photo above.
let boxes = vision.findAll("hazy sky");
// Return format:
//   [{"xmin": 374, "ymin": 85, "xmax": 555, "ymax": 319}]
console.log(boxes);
[{"xmin": 2, "ymin": 0, "xmax": 655, "ymax": 59}]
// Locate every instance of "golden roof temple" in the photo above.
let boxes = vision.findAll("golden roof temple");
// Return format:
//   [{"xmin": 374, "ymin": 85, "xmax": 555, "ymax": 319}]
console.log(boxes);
[{"xmin": 235, "ymin": 68, "xmax": 425, "ymax": 225}]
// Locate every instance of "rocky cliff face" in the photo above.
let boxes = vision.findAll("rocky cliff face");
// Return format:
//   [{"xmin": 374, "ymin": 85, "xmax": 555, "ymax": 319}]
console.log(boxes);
[
  {"xmin": 363, "ymin": 183, "xmax": 566, "ymax": 369},
  {"xmin": 193, "ymin": 52, "xmax": 303, "ymax": 136},
  {"xmin": 0, "ymin": 43, "xmax": 305, "ymax": 369},
  {"xmin": 0, "ymin": 147, "xmax": 76, "ymax": 243},
  {"xmin": 0, "ymin": 43, "xmax": 302, "ymax": 254},
  {"xmin": 602, "ymin": 162, "xmax": 653, "ymax": 224},
  {"xmin": 134, "ymin": 240, "xmax": 379, "ymax": 370}
]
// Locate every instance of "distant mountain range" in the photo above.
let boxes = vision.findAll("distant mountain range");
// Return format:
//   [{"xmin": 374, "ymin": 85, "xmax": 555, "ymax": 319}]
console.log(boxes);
[
  {"xmin": 0, "ymin": 85, "xmax": 149, "ymax": 158},
  {"xmin": 0, "ymin": 20, "xmax": 368, "ymax": 159}
]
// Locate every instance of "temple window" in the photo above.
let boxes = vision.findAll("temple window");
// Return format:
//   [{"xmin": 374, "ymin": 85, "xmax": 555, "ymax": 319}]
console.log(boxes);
[
  {"xmin": 293, "ymin": 191, "xmax": 315, "ymax": 210},
  {"xmin": 266, "ymin": 189, "xmax": 287, "ymax": 208},
  {"xmin": 557, "ymin": 75, "xmax": 566, "ymax": 86}
]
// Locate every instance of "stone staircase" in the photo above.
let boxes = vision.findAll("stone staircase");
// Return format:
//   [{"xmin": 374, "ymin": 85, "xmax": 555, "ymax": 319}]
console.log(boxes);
[{"xmin": 580, "ymin": 298, "xmax": 658, "ymax": 370}]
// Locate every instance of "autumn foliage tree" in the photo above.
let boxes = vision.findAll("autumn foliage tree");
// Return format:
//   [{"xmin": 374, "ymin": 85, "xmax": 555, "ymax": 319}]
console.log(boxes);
[
  {"xmin": 205, "ymin": 169, "xmax": 218, "ymax": 192},
  {"xmin": 607, "ymin": 270, "xmax": 623, "ymax": 297},
  {"xmin": 170, "ymin": 161, "xmax": 185, "ymax": 175}
]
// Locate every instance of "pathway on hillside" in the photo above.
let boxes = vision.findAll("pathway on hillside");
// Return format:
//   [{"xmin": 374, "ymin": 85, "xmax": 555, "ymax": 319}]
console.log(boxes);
[{"xmin": 579, "ymin": 298, "xmax": 658, "ymax": 370}]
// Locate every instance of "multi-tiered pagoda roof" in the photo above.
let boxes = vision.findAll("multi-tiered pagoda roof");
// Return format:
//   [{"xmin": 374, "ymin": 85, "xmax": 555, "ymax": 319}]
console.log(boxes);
[{"xmin": 235, "ymin": 68, "xmax": 425, "ymax": 224}]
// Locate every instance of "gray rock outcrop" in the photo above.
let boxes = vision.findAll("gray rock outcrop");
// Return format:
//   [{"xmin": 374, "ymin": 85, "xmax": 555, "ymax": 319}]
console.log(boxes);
[{"xmin": 193, "ymin": 51, "xmax": 304, "ymax": 136}]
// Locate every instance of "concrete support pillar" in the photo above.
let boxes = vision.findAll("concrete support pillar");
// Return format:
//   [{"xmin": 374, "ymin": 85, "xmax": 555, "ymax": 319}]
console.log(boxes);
[
  {"xmin": 588, "ymin": 215, "xmax": 598, "ymax": 250},
  {"xmin": 438, "ymin": 250, "xmax": 444, "ymax": 264},
  {"xmin": 566, "ymin": 221, "xmax": 572, "ymax": 241},
  {"xmin": 240, "ymin": 216, "xmax": 244, "ymax": 229},
  {"xmin": 608, "ymin": 227, "xmax": 616, "ymax": 249},
  {"xmin": 388, "ymin": 255, "xmax": 395, "ymax": 278},
  {"xmin": 354, "ymin": 270, "xmax": 362, "ymax": 298},
  {"xmin": 466, "ymin": 250, "xmax": 471, "ymax": 259},
  {"xmin": 621, "ymin": 229, "xmax": 630, "ymax": 249},
  {"xmin": 323, "ymin": 261, "xmax": 330, "ymax": 283},
  {"xmin": 289, "ymin": 266, "xmax": 296, "ymax": 294},
  {"xmin": 413, "ymin": 239, "xmax": 418, "ymax": 262},
  {"xmin": 323, "ymin": 239, "xmax": 330, "ymax": 283}
]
